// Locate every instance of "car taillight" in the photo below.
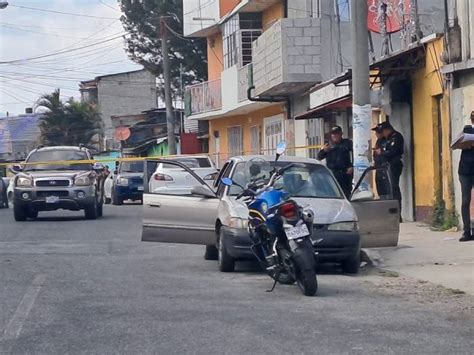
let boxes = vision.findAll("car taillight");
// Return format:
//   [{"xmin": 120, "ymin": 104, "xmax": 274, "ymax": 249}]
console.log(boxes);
[
  {"xmin": 154, "ymin": 173, "xmax": 173, "ymax": 181},
  {"xmin": 280, "ymin": 202, "xmax": 297, "ymax": 219}
]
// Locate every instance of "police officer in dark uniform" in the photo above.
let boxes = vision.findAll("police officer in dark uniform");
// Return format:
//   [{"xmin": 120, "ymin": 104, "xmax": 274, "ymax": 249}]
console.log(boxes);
[
  {"xmin": 458, "ymin": 111, "xmax": 474, "ymax": 242},
  {"xmin": 375, "ymin": 122, "xmax": 404, "ymax": 216},
  {"xmin": 372, "ymin": 124, "xmax": 390, "ymax": 197},
  {"xmin": 317, "ymin": 126, "xmax": 353, "ymax": 198}
]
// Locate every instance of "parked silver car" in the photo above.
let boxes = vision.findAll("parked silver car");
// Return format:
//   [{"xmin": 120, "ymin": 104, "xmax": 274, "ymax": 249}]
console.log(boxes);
[
  {"xmin": 141, "ymin": 155, "xmax": 400, "ymax": 273},
  {"xmin": 149, "ymin": 155, "xmax": 217, "ymax": 193}
]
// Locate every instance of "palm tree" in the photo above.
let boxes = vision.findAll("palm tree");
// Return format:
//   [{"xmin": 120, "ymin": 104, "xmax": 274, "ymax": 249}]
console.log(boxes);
[{"xmin": 36, "ymin": 89, "xmax": 103, "ymax": 146}]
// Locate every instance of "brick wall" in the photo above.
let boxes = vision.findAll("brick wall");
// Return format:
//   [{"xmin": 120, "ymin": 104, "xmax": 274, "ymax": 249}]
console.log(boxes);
[
  {"xmin": 253, "ymin": 18, "xmax": 322, "ymax": 96},
  {"xmin": 97, "ymin": 70, "xmax": 157, "ymax": 139}
]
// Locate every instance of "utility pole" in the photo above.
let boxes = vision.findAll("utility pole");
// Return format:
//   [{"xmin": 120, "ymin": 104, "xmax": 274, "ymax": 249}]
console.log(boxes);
[
  {"xmin": 160, "ymin": 17, "xmax": 177, "ymax": 155},
  {"xmin": 350, "ymin": 0, "xmax": 372, "ymax": 186}
]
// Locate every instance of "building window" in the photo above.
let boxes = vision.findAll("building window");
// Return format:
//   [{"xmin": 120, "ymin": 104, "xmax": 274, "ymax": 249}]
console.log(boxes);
[
  {"xmin": 250, "ymin": 125, "xmax": 261, "ymax": 154},
  {"xmin": 222, "ymin": 13, "xmax": 262, "ymax": 69},
  {"xmin": 264, "ymin": 115, "xmax": 284, "ymax": 155},
  {"xmin": 335, "ymin": 0, "xmax": 350, "ymax": 21},
  {"xmin": 227, "ymin": 126, "xmax": 243, "ymax": 157}
]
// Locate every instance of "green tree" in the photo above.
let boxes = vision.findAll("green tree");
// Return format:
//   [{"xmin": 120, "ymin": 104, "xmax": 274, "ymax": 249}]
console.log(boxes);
[
  {"xmin": 120, "ymin": 0, "xmax": 208, "ymax": 99},
  {"xmin": 36, "ymin": 89, "xmax": 103, "ymax": 146}
]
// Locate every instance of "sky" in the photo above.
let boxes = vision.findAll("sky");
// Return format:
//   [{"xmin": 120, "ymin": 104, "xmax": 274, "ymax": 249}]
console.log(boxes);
[{"xmin": 0, "ymin": 0, "xmax": 141, "ymax": 116}]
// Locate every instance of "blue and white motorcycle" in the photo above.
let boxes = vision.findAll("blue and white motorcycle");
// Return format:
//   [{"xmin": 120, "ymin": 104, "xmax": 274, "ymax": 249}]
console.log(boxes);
[{"xmin": 222, "ymin": 142, "xmax": 318, "ymax": 296}]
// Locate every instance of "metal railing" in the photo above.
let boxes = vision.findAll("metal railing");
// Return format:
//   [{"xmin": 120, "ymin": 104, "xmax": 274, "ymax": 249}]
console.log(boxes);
[{"xmin": 185, "ymin": 79, "xmax": 222, "ymax": 117}]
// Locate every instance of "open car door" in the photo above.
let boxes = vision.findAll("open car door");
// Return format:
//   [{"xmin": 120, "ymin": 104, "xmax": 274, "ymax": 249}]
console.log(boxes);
[
  {"xmin": 350, "ymin": 167, "xmax": 400, "ymax": 248},
  {"xmin": 142, "ymin": 159, "xmax": 220, "ymax": 245}
]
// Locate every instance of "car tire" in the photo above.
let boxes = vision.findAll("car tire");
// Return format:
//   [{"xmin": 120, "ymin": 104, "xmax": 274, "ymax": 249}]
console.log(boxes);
[
  {"xmin": 27, "ymin": 209, "xmax": 38, "ymax": 219},
  {"xmin": 13, "ymin": 204, "xmax": 27, "ymax": 222},
  {"xmin": 84, "ymin": 202, "xmax": 98, "ymax": 220},
  {"xmin": 112, "ymin": 191, "xmax": 123, "ymax": 206},
  {"xmin": 218, "ymin": 229, "xmax": 235, "ymax": 272},
  {"xmin": 204, "ymin": 245, "xmax": 218, "ymax": 260},
  {"xmin": 104, "ymin": 197, "xmax": 111, "ymax": 205},
  {"xmin": 342, "ymin": 254, "xmax": 360, "ymax": 274}
]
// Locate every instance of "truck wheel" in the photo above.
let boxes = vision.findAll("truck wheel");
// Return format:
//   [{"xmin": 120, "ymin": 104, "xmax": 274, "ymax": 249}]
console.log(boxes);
[
  {"xmin": 112, "ymin": 191, "xmax": 123, "ymax": 206},
  {"xmin": 14, "ymin": 204, "xmax": 27, "ymax": 221},
  {"xmin": 342, "ymin": 254, "xmax": 360, "ymax": 274},
  {"xmin": 218, "ymin": 230, "xmax": 235, "ymax": 272},
  {"xmin": 204, "ymin": 245, "xmax": 218, "ymax": 260},
  {"xmin": 84, "ymin": 202, "xmax": 98, "ymax": 220},
  {"xmin": 27, "ymin": 209, "xmax": 38, "ymax": 219}
]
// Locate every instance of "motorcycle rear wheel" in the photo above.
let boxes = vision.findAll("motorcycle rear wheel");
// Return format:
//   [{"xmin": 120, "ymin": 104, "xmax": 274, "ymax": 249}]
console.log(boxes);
[{"xmin": 296, "ymin": 271, "xmax": 318, "ymax": 296}]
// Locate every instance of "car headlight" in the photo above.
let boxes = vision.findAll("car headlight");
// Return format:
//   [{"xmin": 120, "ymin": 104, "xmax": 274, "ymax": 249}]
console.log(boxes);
[
  {"xmin": 116, "ymin": 177, "xmax": 129, "ymax": 186},
  {"xmin": 74, "ymin": 175, "xmax": 91, "ymax": 186},
  {"xmin": 228, "ymin": 217, "xmax": 249, "ymax": 230},
  {"xmin": 16, "ymin": 177, "xmax": 32, "ymax": 187},
  {"xmin": 327, "ymin": 222, "xmax": 358, "ymax": 232}
]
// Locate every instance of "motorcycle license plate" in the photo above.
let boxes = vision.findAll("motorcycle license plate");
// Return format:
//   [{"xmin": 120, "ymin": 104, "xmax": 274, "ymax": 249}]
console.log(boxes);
[
  {"xmin": 285, "ymin": 224, "xmax": 310, "ymax": 240},
  {"xmin": 45, "ymin": 196, "xmax": 59, "ymax": 203}
]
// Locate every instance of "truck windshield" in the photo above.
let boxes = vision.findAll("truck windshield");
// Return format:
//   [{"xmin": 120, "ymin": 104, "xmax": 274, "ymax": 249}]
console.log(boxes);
[
  {"xmin": 120, "ymin": 161, "xmax": 144, "ymax": 173},
  {"xmin": 24, "ymin": 150, "xmax": 91, "ymax": 171}
]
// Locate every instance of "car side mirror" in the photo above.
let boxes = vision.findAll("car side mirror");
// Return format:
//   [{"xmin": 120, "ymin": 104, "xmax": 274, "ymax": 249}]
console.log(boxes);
[
  {"xmin": 191, "ymin": 185, "xmax": 216, "ymax": 198},
  {"xmin": 9, "ymin": 164, "xmax": 23, "ymax": 174}
]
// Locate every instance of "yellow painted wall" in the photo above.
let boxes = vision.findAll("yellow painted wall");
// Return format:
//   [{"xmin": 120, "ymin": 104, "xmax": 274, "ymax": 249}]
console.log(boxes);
[
  {"xmin": 209, "ymin": 105, "xmax": 285, "ymax": 162},
  {"xmin": 411, "ymin": 38, "xmax": 449, "ymax": 211},
  {"xmin": 207, "ymin": 33, "xmax": 224, "ymax": 81},
  {"xmin": 262, "ymin": 2, "xmax": 285, "ymax": 30}
]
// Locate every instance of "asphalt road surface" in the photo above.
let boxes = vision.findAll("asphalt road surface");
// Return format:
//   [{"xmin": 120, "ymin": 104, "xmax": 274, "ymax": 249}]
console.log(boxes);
[{"xmin": 0, "ymin": 205, "xmax": 472, "ymax": 354}]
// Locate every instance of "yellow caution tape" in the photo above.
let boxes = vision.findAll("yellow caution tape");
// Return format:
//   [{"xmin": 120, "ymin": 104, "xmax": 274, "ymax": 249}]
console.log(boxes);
[{"xmin": 0, "ymin": 144, "xmax": 323, "ymax": 167}]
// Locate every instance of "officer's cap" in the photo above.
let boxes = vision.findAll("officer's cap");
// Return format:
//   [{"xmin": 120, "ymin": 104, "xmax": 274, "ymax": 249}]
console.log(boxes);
[
  {"xmin": 330, "ymin": 126, "xmax": 343, "ymax": 134},
  {"xmin": 379, "ymin": 121, "xmax": 393, "ymax": 131}
]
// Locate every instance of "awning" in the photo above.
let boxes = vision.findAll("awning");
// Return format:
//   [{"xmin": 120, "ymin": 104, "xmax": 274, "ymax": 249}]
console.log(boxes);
[{"xmin": 295, "ymin": 96, "xmax": 352, "ymax": 120}]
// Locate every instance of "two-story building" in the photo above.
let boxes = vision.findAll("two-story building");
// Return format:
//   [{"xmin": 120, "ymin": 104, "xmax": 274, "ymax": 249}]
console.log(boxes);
[{"xmin": 80, "ymin": 69, "xmax": 157, "ymax": 149}]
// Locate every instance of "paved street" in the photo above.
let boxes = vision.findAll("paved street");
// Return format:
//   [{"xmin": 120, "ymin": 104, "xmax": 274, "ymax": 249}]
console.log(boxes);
[{"xmin": 0, "ymin": 205, "xmax": 472, "ymax": 354}]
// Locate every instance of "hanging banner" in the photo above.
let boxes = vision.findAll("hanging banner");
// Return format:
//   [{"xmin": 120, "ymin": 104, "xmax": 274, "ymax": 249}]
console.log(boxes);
[{"xmin": 367, "ymin": 0, "xmax": 410, "ymax": 34}]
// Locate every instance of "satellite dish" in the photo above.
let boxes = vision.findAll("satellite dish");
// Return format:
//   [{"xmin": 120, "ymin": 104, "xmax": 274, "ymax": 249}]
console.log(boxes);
[{"xmin": 114, "ymin": 126, "xmax": 131, "ymax": 142}]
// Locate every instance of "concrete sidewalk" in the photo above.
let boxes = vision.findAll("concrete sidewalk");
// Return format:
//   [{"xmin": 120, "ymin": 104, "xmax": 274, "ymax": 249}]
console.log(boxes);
[{"xmin": 366, "ymin": 223, "xmax": 474, "ymax": 295}]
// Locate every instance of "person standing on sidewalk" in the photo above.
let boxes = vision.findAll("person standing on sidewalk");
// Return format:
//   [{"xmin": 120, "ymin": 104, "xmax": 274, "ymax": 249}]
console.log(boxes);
[
  {"xmin": 372, "ymin": 124, "xmax": 390, "ymax": 197},
  {"xmin": 317, "ymin": 126, "xmax": 353, "ymax": 198},
  {"xmin": 375, "ymin": 121, "xmax": 404, "ymax": 217},
  {"xmin": 458, "ymin": 111, "xmax": 474, "ymax": 242}
]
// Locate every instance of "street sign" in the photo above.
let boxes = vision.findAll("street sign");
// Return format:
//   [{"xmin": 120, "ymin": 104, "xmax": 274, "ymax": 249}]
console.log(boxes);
[
  {"xmin": 367, "ymin": 0, "xmax": 410, "ymax": 34},
  {"xmin": 114, "ymin": 126, "xmax": 131, "ymax": 142}
]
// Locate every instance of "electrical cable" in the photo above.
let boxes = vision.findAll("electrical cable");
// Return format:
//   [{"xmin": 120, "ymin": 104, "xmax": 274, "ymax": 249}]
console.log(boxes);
[{"xmin": 8, "ymin": 4, "xmax": 119, "ymax": 20}]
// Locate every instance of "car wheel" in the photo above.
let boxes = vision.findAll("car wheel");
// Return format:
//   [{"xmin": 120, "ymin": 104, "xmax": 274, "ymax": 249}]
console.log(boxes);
[
  {"xmin": 204, "ymin": 245, "xmax": 218, "ymax": 260},
  {"xmin": 84, "ymin": 202, "xmax": 98, "ymax": 220},
  {"xmin": 104, "ymin": 197, "xmax": 111, "ymax": 205},
  {"xmin": 218, "ymin": 229, "xmax": 235, "ymax": 272},
  {"xmin": 112, "ymin": 191, "xmax": 123, "ymax": 206},
  {"xmin": 27, "ymin": 209, "xmax": 38, "ymax": 219},
  {"xmin": 342, "ymin": 254, "xmax": 360, "ymax": 274},
  {"xmin": 13, "ymin": 204, "xmax": 27, "ymax": 222}
]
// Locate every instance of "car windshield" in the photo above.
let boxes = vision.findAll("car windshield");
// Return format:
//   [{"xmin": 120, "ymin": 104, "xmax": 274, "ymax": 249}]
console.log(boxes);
[
  {"xmin": 229, "ymin": 161, "xmax": 343, "ymax": 199},
  {"xmin": 24, "ymin": 150, "xmax": 91, "ymax": 171},
  {"xmin": 162, "ymin": 157, "xmax": 211, "ymax": 169},
  {"xmin": 120, "ymin": 161, "xmax": 144, "ymax": 173}
]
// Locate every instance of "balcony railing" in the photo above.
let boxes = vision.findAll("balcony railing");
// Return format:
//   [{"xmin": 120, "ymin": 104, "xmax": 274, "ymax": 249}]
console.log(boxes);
[{"xmin": 184, "ymin": 79, "xmax": 222, "ymax": 117}]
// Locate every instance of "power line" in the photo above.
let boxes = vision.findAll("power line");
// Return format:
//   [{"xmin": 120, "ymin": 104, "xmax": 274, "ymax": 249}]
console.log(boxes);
[
  {"xmin": 0, "ymin": 24, "xmax": 93, "ymax": 40},
  {"xmin": 0, "ymin": 33, "xmax": 126, "ymax": 65},
  {"xmin": 8, "ymin": 4, "xmax": 119, "ymax": 20},
  {"xmin": 99, "ymin": 0, "xmax": 121, "ymax": 13}
]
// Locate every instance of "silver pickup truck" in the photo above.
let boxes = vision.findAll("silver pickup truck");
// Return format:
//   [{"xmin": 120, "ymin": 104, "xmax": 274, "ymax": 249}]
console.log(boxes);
[{"xmin": 11, "ymin": 146, "xmax": 105, "ymax": 221}]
